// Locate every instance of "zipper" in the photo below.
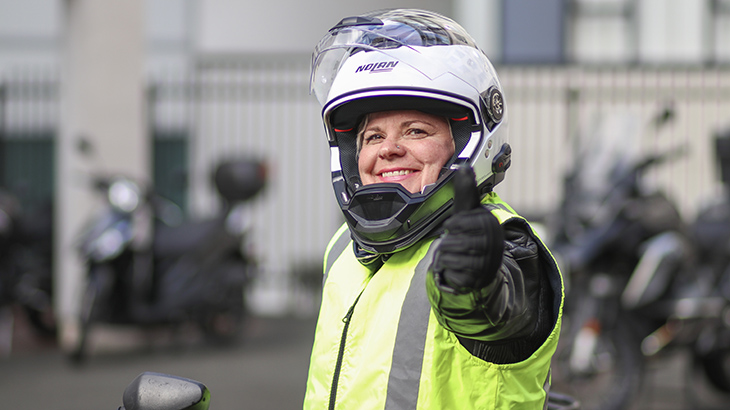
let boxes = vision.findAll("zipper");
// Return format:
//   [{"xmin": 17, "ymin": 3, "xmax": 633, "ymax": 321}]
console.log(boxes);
[{"xmin": 328, "ymin": 290, "xmax": 364, "ymax": 410}]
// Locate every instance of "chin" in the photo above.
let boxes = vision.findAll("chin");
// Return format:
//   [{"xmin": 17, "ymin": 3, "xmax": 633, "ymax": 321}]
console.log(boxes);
[{"xmin": 405, "ymin": 184, "xmax": 422, "ymax": 194}]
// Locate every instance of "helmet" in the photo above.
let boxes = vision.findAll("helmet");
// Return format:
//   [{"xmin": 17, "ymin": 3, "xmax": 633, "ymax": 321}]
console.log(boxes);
[{"xmin": 311, "ymin": 8, "xmax": 510, "ymax": 254}]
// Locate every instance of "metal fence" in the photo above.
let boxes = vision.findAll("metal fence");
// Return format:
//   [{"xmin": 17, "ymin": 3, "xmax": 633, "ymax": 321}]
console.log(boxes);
[
  {"xmin": 0, "ymin": 68, "xmax": 57, "ymax": 209},
  {"xmin": 502, "ymin": 66, "xmax": 730, "ymax": 218},
  {"xmin": 3, "ymin": 60, "xmax": 730, "ymax": 312}
]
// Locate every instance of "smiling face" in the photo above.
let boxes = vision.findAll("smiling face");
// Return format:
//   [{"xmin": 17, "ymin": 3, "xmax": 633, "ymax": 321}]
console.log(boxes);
[{"xmin": 357, "ymin": 110, "xmax": 455, "ymax": 194}]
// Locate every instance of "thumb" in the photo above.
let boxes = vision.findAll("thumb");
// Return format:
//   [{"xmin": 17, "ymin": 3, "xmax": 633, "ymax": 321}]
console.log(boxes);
[{"xmin": 452, "ymin": 166, "xmax": 480, "ymax": 214}]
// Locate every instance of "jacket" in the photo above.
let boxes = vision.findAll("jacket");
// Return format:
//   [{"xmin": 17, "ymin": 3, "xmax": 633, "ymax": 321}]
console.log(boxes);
[{"xmin": 304, "ymin": 192, "xmax": 563, "ymax": 409}]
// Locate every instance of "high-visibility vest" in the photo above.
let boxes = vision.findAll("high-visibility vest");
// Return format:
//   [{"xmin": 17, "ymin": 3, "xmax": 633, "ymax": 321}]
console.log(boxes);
[{"xmin": 304, "ymin": 192, "xmax": 564, "ymax": 410}]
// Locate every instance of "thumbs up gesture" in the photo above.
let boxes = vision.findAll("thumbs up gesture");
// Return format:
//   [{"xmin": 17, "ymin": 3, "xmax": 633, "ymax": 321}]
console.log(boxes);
[{"xmin": 433, "ymin": 167, "xmax": 505, "ymax": 293}]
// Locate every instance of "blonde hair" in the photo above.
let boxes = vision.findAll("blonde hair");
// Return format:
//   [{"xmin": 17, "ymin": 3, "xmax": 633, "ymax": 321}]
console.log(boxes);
[{"xmin": 356, "ymin": 113, "xmax": 371, "ymax": 155}]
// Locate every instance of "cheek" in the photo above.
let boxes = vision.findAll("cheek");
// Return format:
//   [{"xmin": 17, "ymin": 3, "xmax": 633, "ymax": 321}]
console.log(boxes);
[
  {"xmin": 421, "ymin": 140, "xmax": 455, "ymax": 167},
  {"xmin": 357, "ymin": 148, "xmax": 375, "ymax": 172}
]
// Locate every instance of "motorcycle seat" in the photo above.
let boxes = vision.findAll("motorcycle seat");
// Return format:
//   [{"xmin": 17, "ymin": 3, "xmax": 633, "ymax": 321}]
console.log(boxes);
[{"xmin": 153, "ymin": 218, "xmax": 226, "ymax": 259}]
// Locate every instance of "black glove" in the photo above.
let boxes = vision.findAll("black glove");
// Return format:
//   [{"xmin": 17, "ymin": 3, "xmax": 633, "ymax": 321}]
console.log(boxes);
[{"xmin": 433, "ymin": 167, "xmax": 505, "ymax": 293}]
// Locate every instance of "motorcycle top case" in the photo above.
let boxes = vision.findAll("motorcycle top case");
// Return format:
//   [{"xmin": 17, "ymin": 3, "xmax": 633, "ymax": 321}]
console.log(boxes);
[{"xmin": 213, "ymin": 158, "xmax": 267, "ymax": 202}]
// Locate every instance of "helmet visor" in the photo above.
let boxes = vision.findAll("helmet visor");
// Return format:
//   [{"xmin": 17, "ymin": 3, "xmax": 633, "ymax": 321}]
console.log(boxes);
[{"xmin": 310, "ymin": 9, "xmax": 480, "ymax": 105}]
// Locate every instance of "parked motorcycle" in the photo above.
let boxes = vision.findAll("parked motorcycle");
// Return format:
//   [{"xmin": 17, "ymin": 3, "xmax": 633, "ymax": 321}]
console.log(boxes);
[
  {"xmin": 0, "ymin": 188, "xmax": 56, "ymax": 339},
  {"xmin": 544, "ymin": 109, "xmax": 727, "ymax": 410},
  {"xmin": 69, "ymin": 158, "xmax": 266, "ymax": 363},
  {"xmin": 688, "ymin": 130, "xmax": 730, "ymax": 394}
]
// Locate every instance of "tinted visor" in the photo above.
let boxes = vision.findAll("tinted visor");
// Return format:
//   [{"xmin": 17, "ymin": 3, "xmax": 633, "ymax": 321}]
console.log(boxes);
[{"xmin": 310, "ymin": 9, "xmax": 479, "ymax": 105}]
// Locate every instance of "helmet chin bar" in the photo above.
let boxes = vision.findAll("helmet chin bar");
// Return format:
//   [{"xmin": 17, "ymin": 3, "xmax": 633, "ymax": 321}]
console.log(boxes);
[
  {"xmin": 342, "ymin": 182, "xmax": 454, "ymax": 254},
  {"xmin": 346, "ymin": 183, "xmax": 411, "ymax": 236}
]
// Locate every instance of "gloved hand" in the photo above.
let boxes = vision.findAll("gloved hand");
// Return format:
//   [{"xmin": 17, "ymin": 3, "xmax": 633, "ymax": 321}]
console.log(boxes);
[{"xmin": 433, "ymin": 167, "xmax": 504, "ymax": 293}]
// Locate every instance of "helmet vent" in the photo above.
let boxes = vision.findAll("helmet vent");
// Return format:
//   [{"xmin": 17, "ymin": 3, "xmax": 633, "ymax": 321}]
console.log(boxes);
[
  {"xmin": 349, "ymin": 190, "xmax": 407, "ymax": 221},
  {"xmin": 330, "ymin": 16, "xmax": 384, "ymax": 32}
]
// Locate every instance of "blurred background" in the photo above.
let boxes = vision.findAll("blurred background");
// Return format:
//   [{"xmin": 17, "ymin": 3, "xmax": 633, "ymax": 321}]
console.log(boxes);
[{"xmin": 1, "ymin": 0, "xmax": 730, "ymax": 409}]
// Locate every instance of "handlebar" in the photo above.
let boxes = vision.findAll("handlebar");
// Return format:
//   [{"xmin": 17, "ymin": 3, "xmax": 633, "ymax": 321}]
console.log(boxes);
[
  {"xmin": 634, "ymin": 144, "xmax": 688, "ymax": 174},
  {"xmin": 119, "ymin": 372, "xmax": 210, "ymax": 410}
]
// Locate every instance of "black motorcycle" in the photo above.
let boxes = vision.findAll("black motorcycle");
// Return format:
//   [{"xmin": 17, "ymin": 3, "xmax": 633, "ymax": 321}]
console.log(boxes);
[
  {"xmin": 69, "ymin": 158, "xmax": 266, "ymax": 363},
  {"xmin": 687, "ymin": 130, "xmax": 730, "ymax": 395},
  {"xmin": 0, "ymin": 188, "xmax": 56, "ymax": 340},
  {"xmin": 544, "ymin": 110, "xmax": 724, "ymax": 410}
]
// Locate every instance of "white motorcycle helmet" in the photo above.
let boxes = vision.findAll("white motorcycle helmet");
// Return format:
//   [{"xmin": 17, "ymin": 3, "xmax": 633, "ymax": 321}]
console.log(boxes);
[{"xmin": 311, "ymin": 8, "xmax": 510, "ymax": 254}]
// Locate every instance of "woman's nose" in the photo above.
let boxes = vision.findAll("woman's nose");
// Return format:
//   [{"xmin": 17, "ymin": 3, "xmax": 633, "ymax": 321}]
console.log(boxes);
[{"xmin": 378, "ymin": 137, "xmax": 405, "ymax": 157}]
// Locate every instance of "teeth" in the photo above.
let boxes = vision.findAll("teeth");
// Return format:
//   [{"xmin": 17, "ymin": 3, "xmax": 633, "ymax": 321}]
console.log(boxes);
[{"xmin": 381, "ymin": 170, "xmax": 412, "ymax": 177}]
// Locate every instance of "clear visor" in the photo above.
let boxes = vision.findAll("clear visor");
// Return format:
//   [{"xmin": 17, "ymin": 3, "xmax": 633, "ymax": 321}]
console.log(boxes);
[{"xmin": 310, "ymin": 10, "xmax": 480, "ymax": 105}]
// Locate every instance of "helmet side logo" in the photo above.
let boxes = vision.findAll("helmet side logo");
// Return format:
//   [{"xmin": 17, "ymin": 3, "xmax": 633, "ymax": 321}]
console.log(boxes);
[{"xmin": 355, "ymin": 61, "xmax": 399, "ymax": 73}]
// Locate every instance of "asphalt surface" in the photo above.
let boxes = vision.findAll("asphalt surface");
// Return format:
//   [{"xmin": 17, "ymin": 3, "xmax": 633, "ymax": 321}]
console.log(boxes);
[
  {"xmin": 624, "ymin": 351, "xmax": 730, "ymax": 410},
  {"xmin": 2, "ymin": 307, "xmax": 730, "ymax": 410},
  {"xmin": 1, "ymin": 311, "xmax": 317, "ymax": 410}
]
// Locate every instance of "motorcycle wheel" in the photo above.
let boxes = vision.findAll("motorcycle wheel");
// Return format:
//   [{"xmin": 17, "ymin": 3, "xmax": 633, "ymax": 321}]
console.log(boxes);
[
  {"xmin": 200, "ymin": 286, "xmax": 246, "ymax": 346},
  {"xmin": 16, "ymin": 270, "xmax": 57, "ymax": 337},
  {"xmin": 551, "ymin": 315, "xmax": 643, "ymax": 410},
  {"xmin": 23, "ymin": 304, "xmax": 57, "ymax": 337},
  {"xmin": 68, "ymin": 265, "xmax": 112, "ymax": 364}
]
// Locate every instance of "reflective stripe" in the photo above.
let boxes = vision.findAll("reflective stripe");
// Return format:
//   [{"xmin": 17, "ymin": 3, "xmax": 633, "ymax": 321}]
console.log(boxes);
[
  {"xmin": 542, "ymin": 369, "xmax": 551, "ymax": 410},
  {"xmin": 484, "ymin": 203, "xmax": 513, "ymax": 221},
  {"xmin": 324, "ymin": 227, "xmax": 351, "ymax": 285},
  {"xmin": 385, "ymin": 239, "xmax": 441, "ymax": 410}
]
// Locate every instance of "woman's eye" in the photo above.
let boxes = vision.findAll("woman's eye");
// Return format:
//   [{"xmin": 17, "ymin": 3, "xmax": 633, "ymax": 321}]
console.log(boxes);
[
  {"xmin": 405, "ymin": 128, "xmax": 428, "ymax": 137},
  {"xmin": 364, "ymin": 134, "xmax": 383, "ymax": 144}
]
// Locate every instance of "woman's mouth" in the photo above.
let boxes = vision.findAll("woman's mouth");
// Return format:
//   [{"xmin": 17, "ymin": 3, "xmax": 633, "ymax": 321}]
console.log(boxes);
[{"xmin": 380, "ymin": 170, "xmax": 413, "ymax": 178}]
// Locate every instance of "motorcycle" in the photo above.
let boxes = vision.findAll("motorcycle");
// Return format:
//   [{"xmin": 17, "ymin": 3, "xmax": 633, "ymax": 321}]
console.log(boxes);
[
  {"xmin": 116, "ymin": 372, "xmax": 580, "ymax": 410},
  {"xmin": 688, "ymin": 130, "xmax": 730, "ymax": 395},
  {"xmin": 69, "ymin": 157, "xmax": 266, "ymax": 363},
  {"xmin": 545, "ymin": 109, "xmax": 727, "ymax": 410},
  {"xmin": 0, "ymin": 188, "xmax": 56, "ymax": 340}
]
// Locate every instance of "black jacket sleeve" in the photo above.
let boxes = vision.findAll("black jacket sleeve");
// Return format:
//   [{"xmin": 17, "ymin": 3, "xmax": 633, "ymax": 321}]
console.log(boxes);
[{"xmin": 427, "ymin": 219, "xmax": 555, "ymax": 364}]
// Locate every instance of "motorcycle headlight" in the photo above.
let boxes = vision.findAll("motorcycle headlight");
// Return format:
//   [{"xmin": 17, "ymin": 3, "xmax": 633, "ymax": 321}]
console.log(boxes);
[
  {"xmin": 88, "ymin": 222, "xmax": 130, "ymax": 261},
  {"xmin": 108, "ymin": 179, "xmax": 141, "ymax": 212}
]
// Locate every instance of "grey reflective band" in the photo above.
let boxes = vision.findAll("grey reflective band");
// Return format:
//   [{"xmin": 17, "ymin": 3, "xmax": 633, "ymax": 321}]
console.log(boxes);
[
  {"xmin": 384, "ymin": 238, "xmax": 441, "ymax": 409},
  {"xmin": 484, "ymin": 202, "xmax": 511, "ymax": 214},
  {"xmin": 324, "ymin": 229, "xmax": 352, "ymax": 285},
  {"xmin": 542, "ymin": 369, "xmax": 551, "ymax": 410}
]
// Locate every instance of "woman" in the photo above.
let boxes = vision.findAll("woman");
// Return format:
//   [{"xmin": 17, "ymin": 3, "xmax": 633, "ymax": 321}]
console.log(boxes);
[{"xmin": 304, "ymin": 9, "xmax": 563, "ymax": 409}]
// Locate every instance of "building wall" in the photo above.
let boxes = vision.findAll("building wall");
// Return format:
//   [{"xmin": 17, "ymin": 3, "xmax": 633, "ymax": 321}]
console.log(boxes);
[
  {"xmin": 194, "ymin": 1, "xmax": 450, "ymax": 54},
  {"xmin": 4, "ymin": 1, "xmax": 730, "ymax": 69}
]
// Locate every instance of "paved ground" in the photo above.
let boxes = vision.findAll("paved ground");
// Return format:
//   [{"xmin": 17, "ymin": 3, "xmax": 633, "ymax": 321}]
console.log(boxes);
[
  {"xmin": 2, "ymin": 306, "xmax": 729, "ymax": 410},
  {"xmin": 1, "ymin": 311, "xmax": 316, "ymax": 410},
  {"xmin": 628, "ymin": 350, "xmax": 730, "ymax": 410}
]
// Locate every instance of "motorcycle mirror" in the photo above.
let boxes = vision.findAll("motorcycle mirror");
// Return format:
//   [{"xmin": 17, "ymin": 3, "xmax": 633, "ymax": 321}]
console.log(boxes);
[
  {"xmin": 120, "ymin": 372, "xmax": 210, "ymax": 410},
  {"xmin": 76, "ymin": 134, "xmax": 96, "ymax": 158}
]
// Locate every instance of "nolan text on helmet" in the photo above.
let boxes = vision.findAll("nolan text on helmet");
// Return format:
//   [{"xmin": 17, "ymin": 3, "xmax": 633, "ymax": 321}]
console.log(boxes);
[{"xmin": 355, "ymin": 61, "xmax": 399, "ymax": 73}]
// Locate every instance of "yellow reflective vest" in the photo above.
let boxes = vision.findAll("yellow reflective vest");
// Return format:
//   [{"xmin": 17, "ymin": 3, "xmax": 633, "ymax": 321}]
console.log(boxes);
[{"xmin": 304, "ymin": 192, "xmax": 564, "ymax": 409}]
